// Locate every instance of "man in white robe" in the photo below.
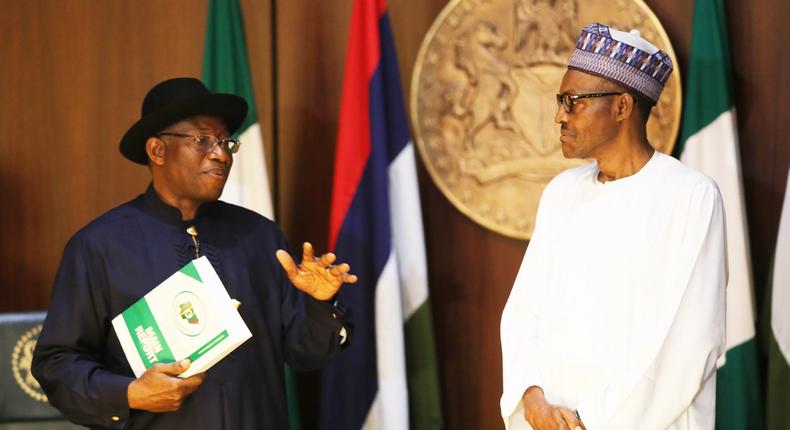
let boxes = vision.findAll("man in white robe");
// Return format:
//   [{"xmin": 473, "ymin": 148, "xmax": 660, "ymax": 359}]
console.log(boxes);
[{"xmin": 500, "ymin": 23, "xmax": 727, "ymax": 430}]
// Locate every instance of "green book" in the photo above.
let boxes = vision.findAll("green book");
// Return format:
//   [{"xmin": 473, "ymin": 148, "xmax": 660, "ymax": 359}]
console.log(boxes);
[{"xmin": 112, "ymin": 256, "xmax": 252, "ymax": 378}]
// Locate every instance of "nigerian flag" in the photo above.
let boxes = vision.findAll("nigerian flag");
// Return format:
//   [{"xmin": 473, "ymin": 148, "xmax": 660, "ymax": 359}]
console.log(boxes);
[
  {"xmin": 674, "ymin": 0, "xmax": 762, "ymax": 427},
  {"xmin": 204, "ymin": 0, "xmax": 273, "ymax": 220},
  {"xmin": 203, "ymin": 1, "xmax": 300, "ymax": 429},
  {"xmin": 764, "ymin": 168, "xmax": 790, "ymax": 429}
]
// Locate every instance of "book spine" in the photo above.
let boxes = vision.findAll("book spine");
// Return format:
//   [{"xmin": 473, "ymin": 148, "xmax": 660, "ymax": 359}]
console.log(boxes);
[{"xmin": 122, "ymin": 298, "xmax": 176, "ymax": 368}]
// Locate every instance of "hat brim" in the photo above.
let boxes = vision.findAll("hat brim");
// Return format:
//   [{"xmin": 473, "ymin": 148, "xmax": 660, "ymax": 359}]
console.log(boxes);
[{"xmin": 119, "ymin": 93, "xmax": 248, "ymax": 165}]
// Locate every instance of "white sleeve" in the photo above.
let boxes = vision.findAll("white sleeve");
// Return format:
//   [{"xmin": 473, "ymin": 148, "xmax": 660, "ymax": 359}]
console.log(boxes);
[
  {"xmin": 601, "ymin": 183, "xmax": 727, "ymax": 430},
  {"xmin": 500, "ymin": 253, "xmax": 543, "ymax": 430},
  {"xmin": 500, "ymin": 180, "xmax": 561, "ymax": 430}
]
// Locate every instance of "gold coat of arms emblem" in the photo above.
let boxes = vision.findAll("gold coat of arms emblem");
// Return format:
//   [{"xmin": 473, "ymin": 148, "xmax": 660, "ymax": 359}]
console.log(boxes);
[
  {"xmin": 411, "ymin": 0, "xmax": 681, "ymax": 239},
  {"xmin": 11, "ymin": 324, "xmax": 48, "ymax": 402}
]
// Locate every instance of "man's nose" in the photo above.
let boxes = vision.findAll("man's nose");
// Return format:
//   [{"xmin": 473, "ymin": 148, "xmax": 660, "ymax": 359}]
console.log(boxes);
[
  {"xmin": 207, "ymin": 143, "xmax": 231, "ymax": 163},
  {"xmin": 554, "ymin": 103, "xmax": 568, "ymax": 124}
]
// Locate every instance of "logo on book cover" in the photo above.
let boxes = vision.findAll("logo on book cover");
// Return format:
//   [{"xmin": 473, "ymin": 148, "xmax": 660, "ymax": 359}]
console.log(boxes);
[{"xmin": 172, "ymin": 292, "xmax": 206, "ymax": 337}]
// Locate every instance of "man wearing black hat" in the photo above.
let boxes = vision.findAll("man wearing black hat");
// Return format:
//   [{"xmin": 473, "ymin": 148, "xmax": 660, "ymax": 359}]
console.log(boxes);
[{"xmin": 32, "ymin": 77, "xmax": 356, "ymax": 429}]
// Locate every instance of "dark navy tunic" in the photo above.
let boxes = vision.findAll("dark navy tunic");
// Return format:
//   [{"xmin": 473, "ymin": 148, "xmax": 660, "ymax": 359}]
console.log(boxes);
[{"xmin": 32, "ymin": 185, "xmax": 346, "ymax": 429}]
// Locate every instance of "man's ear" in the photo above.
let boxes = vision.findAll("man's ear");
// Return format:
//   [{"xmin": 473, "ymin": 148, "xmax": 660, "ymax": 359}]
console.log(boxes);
[
  {"xmin": 145, "ymin": 137, "xmax": 166, "ymax": 166},
  {"xmin": 614, "ymin": 93, "xmax": 636, "ymax": 122}
]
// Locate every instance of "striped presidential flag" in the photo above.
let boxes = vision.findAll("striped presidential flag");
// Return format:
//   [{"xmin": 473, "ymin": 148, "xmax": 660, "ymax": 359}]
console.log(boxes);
[{"xmin": 322, "ymin": 0, "xmax": 442, "ymax": 429}]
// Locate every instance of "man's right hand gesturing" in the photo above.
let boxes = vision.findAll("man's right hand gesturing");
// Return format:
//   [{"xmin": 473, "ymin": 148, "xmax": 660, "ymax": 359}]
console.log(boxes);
[{"xmin": 127, "ymin": 359, "xmax": 206, "ymax": 412}]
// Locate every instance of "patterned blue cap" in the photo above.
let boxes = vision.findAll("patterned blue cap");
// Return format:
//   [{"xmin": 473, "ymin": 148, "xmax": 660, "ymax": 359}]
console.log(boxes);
[{"xmin": 568, "ymin": 23, "xmax": 673, "ymax": 103}]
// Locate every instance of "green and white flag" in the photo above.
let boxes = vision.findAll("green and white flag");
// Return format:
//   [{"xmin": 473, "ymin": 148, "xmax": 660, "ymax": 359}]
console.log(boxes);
[
  {"xmin": 204, "ymin": 0, "xmax": 273, "ymax": 220},
  {"xmin": 204, "ymin": 1, "xmax": 300, "ymax": 429},
  {"xmin": 675, "ymin": 0, "xmax": 762, "ymax": 427},
  {"xmin": 765, "ymin": 168, "xmax": 790, "ymax": 429}
]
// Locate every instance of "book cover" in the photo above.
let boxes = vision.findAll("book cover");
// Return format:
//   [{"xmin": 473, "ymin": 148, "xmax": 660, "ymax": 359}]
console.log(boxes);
[{"xmin": 112, "ymin": 256, "xmax": 252, "ymax": 378}]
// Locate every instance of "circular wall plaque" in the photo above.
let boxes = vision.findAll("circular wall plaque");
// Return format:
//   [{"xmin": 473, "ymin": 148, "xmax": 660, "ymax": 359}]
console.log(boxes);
[{"xmin": 411, "ymin": 0, "xmax": 681, "ymax": 239}]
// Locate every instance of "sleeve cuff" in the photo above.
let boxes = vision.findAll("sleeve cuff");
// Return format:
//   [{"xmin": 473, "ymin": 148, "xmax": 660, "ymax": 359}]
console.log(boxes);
[
  {"xmin": 304, "ymin": 296, "xmax": 349, "ymax": 346},
  {"xmin": 304, "ymin": 296, "xmax": 346, "ymax": 326},
  {"xmin": 94, "ymin": 372, "xmax": 135, "ymax": 426}
]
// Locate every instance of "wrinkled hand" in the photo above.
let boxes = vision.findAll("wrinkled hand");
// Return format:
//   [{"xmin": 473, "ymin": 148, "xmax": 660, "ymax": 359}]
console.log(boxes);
[
  {"xmin": 522, "ymin": 386, "xmax": 586, "ymax": 430},
  {"xmin": 127, "ymin": 359, "xmax": 206, "ymax": 412},
  {"xmin": 276, "ymin": 242, "xmax": 358, "ymax": 301}
]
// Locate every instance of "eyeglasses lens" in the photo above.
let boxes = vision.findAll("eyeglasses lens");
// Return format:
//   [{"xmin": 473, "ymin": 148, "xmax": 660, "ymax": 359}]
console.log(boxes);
[
  {"xmin": 195, "ymin": 136, "xmax": 241, "ymax": 154},
  {"xmin": 556, "ymin": 94, "xmax": 573, "ymax": 113},
  {"xmin": 562, "ymin": 94, "xmax": 572, "ymax": 113}
]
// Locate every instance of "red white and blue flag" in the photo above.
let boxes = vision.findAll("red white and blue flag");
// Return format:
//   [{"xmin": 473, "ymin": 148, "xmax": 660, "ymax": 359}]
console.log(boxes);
[{"xmin": 322, "ymin": 0, "xmax": 442, "ymax": 429}]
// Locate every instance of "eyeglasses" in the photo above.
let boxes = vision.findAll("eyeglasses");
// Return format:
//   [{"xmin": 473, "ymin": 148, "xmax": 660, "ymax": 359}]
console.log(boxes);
[
  {"xmin": 156, "ymin": 132, "xmax": 242, "ymax": 154},
  {"xmin": 556, "ymin": 92, "xmax": 623, "ymax": 113}
]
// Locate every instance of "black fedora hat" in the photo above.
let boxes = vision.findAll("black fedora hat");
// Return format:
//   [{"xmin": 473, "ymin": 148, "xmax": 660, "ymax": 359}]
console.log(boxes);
[{"xmin": 120, "ymin": 77, "xmax": 248, "ymax": 164}]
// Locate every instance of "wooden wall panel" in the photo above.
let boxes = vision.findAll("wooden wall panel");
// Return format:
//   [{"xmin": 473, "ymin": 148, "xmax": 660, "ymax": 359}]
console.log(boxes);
[
  {"xmin": 387, "ymin": 0, "xmax": 449, "ymax": 117},
  {"xmin": 0, "ymin": 0, "xmax": 210, "ymax": 311},
  {"xmin": 727, "ymin": 0, "xmax": 790, "ymax": 296},
  {"xmin": 239, "ymin": 0, "xmax": 276, "ymax": 200},
  {"xmin": 0, "ymin": 0, "xmax": 275, "ymax": 314},
  {"xmin": 275, "ymin": 0, "xmax": 350, "ymax": 251}
]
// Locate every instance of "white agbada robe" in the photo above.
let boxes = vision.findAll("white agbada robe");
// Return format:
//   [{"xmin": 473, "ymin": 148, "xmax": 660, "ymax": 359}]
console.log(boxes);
[{"xmin": 500, "ymin": 151, "xmax": 727, "ymax": 430}]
